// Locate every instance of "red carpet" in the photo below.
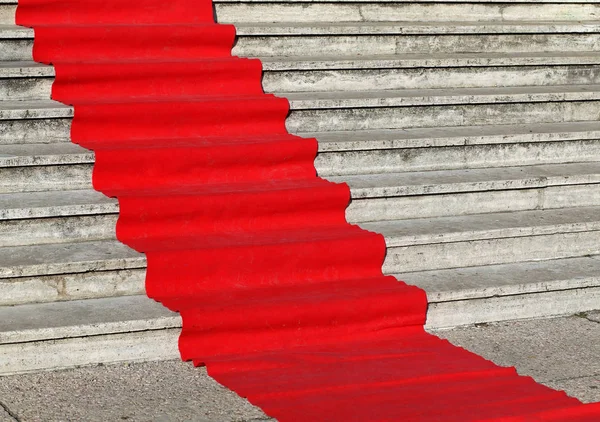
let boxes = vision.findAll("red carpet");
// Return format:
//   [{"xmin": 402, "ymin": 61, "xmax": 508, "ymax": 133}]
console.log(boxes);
[{"xmin": 17, "ymin": 1, "xmax": 600, "ymax": 420}]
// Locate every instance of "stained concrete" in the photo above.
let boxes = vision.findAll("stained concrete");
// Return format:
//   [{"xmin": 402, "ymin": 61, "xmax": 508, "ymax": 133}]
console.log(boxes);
[
  {"xmin": 0, "ymin": 314, "xmax": 597, "ymax": 420},
  {"xmin": 0, "ymin": 361, "xmax": 273, "ymax": 422},
  {"xmin": 434, "ymin": 313, "xmax": 600, "ymax": 403}
]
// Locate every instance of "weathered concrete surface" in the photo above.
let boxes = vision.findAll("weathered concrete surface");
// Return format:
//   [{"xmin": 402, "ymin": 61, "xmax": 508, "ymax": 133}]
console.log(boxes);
[
  {"xmin": 0, "ymin": 405, "xmax": 13, "ymax": 422},
  {"xmin": 434, "ymin": 312, "xmax": 600, "ymax": 403},
  {"xmin": 0, "ymin": 314, "xmax": 597, "ymax": 421},
  {"xmin": 0, "ymin": 361, "xmax": 273, "ymax": 422}
]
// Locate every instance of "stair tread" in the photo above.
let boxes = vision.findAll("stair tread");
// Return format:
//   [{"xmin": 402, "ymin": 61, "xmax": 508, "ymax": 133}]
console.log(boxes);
[
  {"xmin": 0, "ymin": 142, "xmax": 93, "ymax": 167},
  {"xmin": 395, "ymin": 255, "xmax": 600, "ymax": 302},
  {"xmin": 0, "ymin": 61, "xmax": 53, "ymax": 77},
  {"xmin": 5, "ymin": 20, "xmax": 600, "ymax": 38},
  {"xmin": 0, "ymin": 239, "xmax": 145, "ymax": 279},
  {"xmin": 312, "ymin": 121, "xmax": 600, "ymax": 151},
  {"xmin": 284, "ymin": 84, "xmax": 600, "ymax": 109},
  {"xmin": 3, "ymin": 122, "xmax": 598, "ymax": 156},
  {"xmin": 217, "ymin": 0, "xmax": 600, "ymax": 3},
  {"xmin": 0, "ymin": 295, "xmax": 179, "ymax": 345},
  {"xmin": 235, "ymin": 20, "xmax": 600, "ymax": 35},
  {"xmin": 0, "ymin": 25, "xmax": 32, "ymax": 38},
  {"xmin": 4, "ymin": 53, "xmax": 600, "ymax": 74},
  {"xmin": 262, "ymin": 51, "xmax": 600, "ymax": 70},
  {"xmin": 362, "ymin": 206, "xmax": 600, "ymax": 247},
  {"xmin": 0, "ymin": 99, "xmax": 72, "ymax": 119},
  {"xmin": 330, "ymin": 162, "xmax": 600, "ymax": 198},
  {"xmin": 0, "ymin": 189, "xmax": 117, "ymax": 220}
]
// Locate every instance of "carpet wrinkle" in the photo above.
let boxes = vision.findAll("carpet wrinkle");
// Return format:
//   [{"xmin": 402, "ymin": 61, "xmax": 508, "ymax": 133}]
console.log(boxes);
[{"xmin": 16, "ymin": 0, "xmax": 600, "ymax": 420}]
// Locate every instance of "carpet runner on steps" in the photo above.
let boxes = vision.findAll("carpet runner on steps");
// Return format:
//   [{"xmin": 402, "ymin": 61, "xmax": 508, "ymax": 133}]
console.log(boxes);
[{"xmin": 16, "ymin": 0, "xmax": 600, "ymax": 420}]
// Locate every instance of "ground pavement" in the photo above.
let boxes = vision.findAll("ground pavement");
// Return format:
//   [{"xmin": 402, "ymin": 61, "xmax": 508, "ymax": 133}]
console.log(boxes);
[{"xmin": 0, "ymin": 312, "xmax": 598, "ymax": 422}]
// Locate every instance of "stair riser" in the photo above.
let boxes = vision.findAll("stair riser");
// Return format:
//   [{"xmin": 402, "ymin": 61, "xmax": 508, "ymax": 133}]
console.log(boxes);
[
  {"xmin": 0, "ymin": 254, "xmax": 146, "ymax": 279},
  {"xmin": 234, "ymin": 34, "xmax": 600, "ymax": 57},
  {"xmin": 0, "ymin": 214, "xmax": 117, "ymax": 248},
  {"xmin": 0, "ymin": 164, "xmax": 92, "ymax": 193},
  {"xmin": 288, "ymin": 101, "xmax": 600, "ymax": 133},
  {"xmin": 9, "ymin": 3, "xmax": 600, "ymax": 26},
  {"xmin": 0, "ymin": 5, "xmax": 15, "ymax": 25},
  {"xmin": 264, "ymin": 65, "xmax": 600, "ymax": 92},
  {"xmin": 346, "ymin": 184, "xmax": 600, "ymax": 223},
  {"xmin": 0, "ymin": 269, "xmax": 144, "ymax": 306},
  {"xmin": 316, "ymin": 141, "xmax": 600, "ymax": 176},
  {"xmin": 13, "ymin": 68, "xmax": 599, "ymax": 98},
  {"xmin": 426, "ymin": 287, "xmax": 600, "ymax": 329},
  {"xmin": 5, "ymin": 142, "xmax": 596, "ymax": 192},
  {"xmin": 0, "ymin": 118, "xmax": 71, "ymax": 145},
  {"xmin": 0, "ymin": 77, "xmax": 53, "ymax": 101},
  {"xmin": 217, "ymin": 3, "xmax": 600, "ymax": 24},
  {"xmin": 0, "ymin": 328, "xmax": 179, "ymax": 376},
  {"xmin": 383, "ymin": 231, "xmax": 600, "ymax": 273},
  {"xmin": 0, "ymin": 39, "xmax": 33, "ymax": 61}
]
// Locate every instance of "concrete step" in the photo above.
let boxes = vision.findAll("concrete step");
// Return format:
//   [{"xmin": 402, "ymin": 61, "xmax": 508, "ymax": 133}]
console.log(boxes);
[
  {"xmin": 10, "ymin": 86, "xmax": 600, "ymax": 149},
  {"xmin": 0, "ymin": 61, "xmax": 53, "ymax": 100},
  {"xmin": 335, "ymin": 162, "xmax": 600, "ymax": 222},
  {"xmin": 4, "ymin": 122, "xmax": 600, "ymax": 189},
  {"xmin": 314, "ymin": 120, "xmax": 600, "ymax": 174},
  {"xmin": 3, "ymin": 255, "xmax": 599, "ymax": 374},
  {"xmin": 0, "ymin": 239, "xmax": 145, "ymax": 279},
  {"xmin": 8, "ymin": 53, "xmax": 600, "ymax": 97},
  {"xmin": 0, "ymin": 239, "xmax": 145, "ymax": 306},
  {"xmin": 6, "ymin": 22, "xmax": 600, "ymax": 60},
  {"xmin": 312, "ymin": 121, "xmax": 600, "ymax": 152},
  {"xmin": 0, "ymin": 25, "xmax": 33, "ymax": 61},
  {"xmin": 367, "ymin": 206, "xmax": 600, "ymax": 273},
  {"xmin": 397, "ymin": 256, "xmax": 600, "ymax": 329},
  {"xmin": 263, "ymin": 57, "xmax": 600, "ymax": 92},
  {"xmin": 314, "ymin": 121, "xmax": 600, "ymax": 174},
  {"xmin": 285, "ymin": 85, "xmax": 600, "ymax": 132},
  {"xmin": 232, "ymin": 22, "xmax": 600, "ymax": 56},
  {"xmin": 0, "ymin": 295, "xmax": 179, "ymax": 375},
  {"xmin": 215, "ymin": 1, "xmax": 600, "ymax": 24},
  {"xmin": 0, "ymin": 189, "xmax": 117, "ymax": 247},
  {"xmin": 0, "ymin": 98, "xmax": 71, "ymax": 145},
  {"xmin": 317, "ymin": 139, "xmax": 600, "ymax": 175},
  {"xmin": 0, "ymin": 1, "xmax": 15, "ymax": 25},
  {"xmin": 0, "ymin": 143, "xmax": 93, "ymax": 193}
]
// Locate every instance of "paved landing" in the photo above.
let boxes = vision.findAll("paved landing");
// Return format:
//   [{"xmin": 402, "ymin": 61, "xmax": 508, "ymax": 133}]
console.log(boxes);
[{"xmin": 0, "ymin": 312, "xmax": 598, "ymax": 421}]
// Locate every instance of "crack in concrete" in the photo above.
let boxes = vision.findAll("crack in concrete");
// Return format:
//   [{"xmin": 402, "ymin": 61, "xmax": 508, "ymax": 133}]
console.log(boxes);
[
  {"xmin": 546, "ymin": 371, "xmax": 600, "ymax": 384},
  {"xmin": 0, "ymin": 400, "xmax": 20, "ymax": 422},
  {"xmin": 574, "ymin": 312, "xmax": 600, "ymax": 325}
]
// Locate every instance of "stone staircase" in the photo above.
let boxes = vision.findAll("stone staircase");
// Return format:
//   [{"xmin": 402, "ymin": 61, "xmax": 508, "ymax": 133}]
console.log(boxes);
[{"xmin": 1, "ymin": 0, "xmax": 599, "ymax": 374}]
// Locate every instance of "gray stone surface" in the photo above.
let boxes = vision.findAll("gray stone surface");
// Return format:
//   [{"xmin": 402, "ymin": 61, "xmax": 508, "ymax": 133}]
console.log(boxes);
[
  {"xmin": 0, "ymin": 189, "xmax": 117, "ymax": 220},
  {"xmin": 335, "ymin": 162, "xmax": 600, "ymax": 199},
  {"xmin": 216, "ymin": 3, "xmax": 600, "ymax": 25},
  {"xmin": 0, "ymin": 100, "xmax": 72, "ymax": 120},
  {"xmin": 234, "ymin": 22, "xmax": 600, "ymax": 36},
  {"xmin": 0, "ymin": 315, "xmax": 597, "ymax": 421},
  {"xmin": 0, "ymin": 361, "xmax": 273, "ymax": 422},
  {"xmin": 367, "ymin": 206, "xmax": 600, "ymax": 247},
  {"xmin": 398, "ymin": 256, "xmax": 600, "ymax": 302},
  {"xmin": 434, "ymin": 313, "xmax": 600, "ymax": 403},
  {"xmin": 285, "ymin": 84, "xmax": 600, "ymax": 109},
  {"xmin": 0, "ymin": 240, "xmax": 145, "ymax": 279},
  {"xmin": 261, "ymin": 52, "xmax": 600, "ymax": 72},
  {"xmin": 317, "ymin": 140, "xmax": 600, "ymax": 176},
  {"xmin": 313, "ymin": 121, "xmax": 600, "ymax": 152},
  {"xmin": 234, "ymin": 33, "xmax": 600, "ymax": 57},
  {"xmin": 588, "ymin": 311, "xmax": 600, "ymax": 323},
  {"xmin": 0, "ymin": 406, "xmax": 14, "ymax": 422},
  {"xmin": 0, "ymin": 296, "xmax": 179, "ymax": 344},
  {"xmin": 287, "ymin": 100, "xmax": 600, "ymax": 133}
]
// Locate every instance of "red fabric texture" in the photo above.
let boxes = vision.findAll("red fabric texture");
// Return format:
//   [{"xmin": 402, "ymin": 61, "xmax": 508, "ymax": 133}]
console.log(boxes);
[{"xmin": 17, "ymin": 1, "xmax": 600, "ymax": 420}]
